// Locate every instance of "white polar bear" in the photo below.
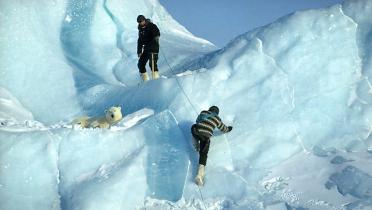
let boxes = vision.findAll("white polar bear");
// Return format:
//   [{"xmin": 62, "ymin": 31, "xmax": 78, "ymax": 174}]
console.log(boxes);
[{"xmin": 73, "ymin": 106, "xmax": 123, "ymax": 129}]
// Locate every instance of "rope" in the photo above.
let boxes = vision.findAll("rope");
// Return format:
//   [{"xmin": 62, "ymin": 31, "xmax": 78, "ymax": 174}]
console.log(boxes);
[
  {"xmin": 160, "ymin": 48, "xmax": 208, "ymax": 208},
  {"xmin": 161, "ymin": 49, "xmax": 248, "ymax": 209},
  {"xmin": 197, "ymin": 185, "xmax": 208, "ymax": 209},
  {"xmin": 151, "ymin": 53, "xmax": 155, "ymax": 79},
  {"xmin": 160, "ymin": 49, "xmax": 199, "ymax": 116}
]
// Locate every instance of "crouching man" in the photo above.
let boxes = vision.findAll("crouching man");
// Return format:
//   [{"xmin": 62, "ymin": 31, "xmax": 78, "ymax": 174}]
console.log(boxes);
[{"xmin": 191, "ymin": 106, "xmax": 233, "ymax": 186}]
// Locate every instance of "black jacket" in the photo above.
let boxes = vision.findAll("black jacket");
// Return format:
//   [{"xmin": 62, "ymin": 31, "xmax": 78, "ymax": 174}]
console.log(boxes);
[{"xmin": 137, "ymin": 19, "xmax": 160, "ymax": 54}]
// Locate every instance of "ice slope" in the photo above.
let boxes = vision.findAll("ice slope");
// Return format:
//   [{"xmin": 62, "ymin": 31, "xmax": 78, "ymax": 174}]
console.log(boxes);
[
  {"xmin": 0, "ymin": 0, "xmax": 216, "ymax": 123},
  {"xmin": 1, "ymin": 0, "xmax": 372, "ymax": 209},
  {"xmin": 178, "ymin": 0, "xmax": 372, "ymax": 153},
  {"xmin": 0, "ymin": 110, "xmax": 190, "ymax": 209},
  {"xmin": 262, "ymin": 148, "xmax": 372, "ymax": 210},
  {"xmin": 0, "ymin": 0, "xmax": 80, "ymax": 123},
  {"xmin": 0, "ymin": 87, "xmax": 33, "ymax": 121}
]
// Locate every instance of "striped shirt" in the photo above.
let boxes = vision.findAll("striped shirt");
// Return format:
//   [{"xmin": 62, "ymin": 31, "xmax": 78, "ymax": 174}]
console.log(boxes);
[{"xmin": 195, "ymin": 110, "xmax": 229, "ymax": 138}]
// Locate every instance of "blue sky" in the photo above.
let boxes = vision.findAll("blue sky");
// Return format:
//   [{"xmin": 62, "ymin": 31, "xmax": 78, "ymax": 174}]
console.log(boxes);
[{"xmin": 159, "ymin": 0, "xmax": 345, "ymax": 47}]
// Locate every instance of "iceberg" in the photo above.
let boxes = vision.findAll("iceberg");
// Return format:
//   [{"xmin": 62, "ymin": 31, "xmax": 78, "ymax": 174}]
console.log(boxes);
[{"xmin": 0, "ymin": 0, "xmax": 371, "ymax": 209}]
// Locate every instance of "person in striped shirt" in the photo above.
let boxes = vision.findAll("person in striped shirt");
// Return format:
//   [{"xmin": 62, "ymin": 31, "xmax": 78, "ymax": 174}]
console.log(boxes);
[{"xmin": 191, "ymin": 105, "xmax": 233, "ymax": 186}]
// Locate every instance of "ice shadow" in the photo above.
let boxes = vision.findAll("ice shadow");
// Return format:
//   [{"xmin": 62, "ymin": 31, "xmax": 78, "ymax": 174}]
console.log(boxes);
[
  {"xmin": 143, "ymin": 111, "xmax": 190, "ymax": 202},
  {"xmin": 60, "ymin": 0, "xmax": 105, "ymax": 89},
  {"xmin": 59, "ymin": 145, "xmax": 145, "ymax": 210},
  {"xmin": 60, "ymin": 0, "xmax": 127, "ymax": 116},
  {"xmin": 178, "ymin": 120, "xmax": 200, "ymax": 181}
]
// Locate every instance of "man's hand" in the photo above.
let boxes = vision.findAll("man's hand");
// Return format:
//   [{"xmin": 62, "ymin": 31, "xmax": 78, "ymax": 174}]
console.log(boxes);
[
  {"xmin": 138, "ymin": 53, "xmax": 142, "ymax": 58},
  {"xmin": 154, "ymin": 36, "xmax": 160, "ymax": 44}
]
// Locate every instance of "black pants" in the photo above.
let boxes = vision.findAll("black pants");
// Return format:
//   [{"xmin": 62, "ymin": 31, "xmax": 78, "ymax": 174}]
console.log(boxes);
[
  {"xmin": 138, "ymin": 52, "xmax": 158, "ymax": 73},
  {"xmin": 191, "ymin": 125, "xmax": 210, "ymax": 166}
]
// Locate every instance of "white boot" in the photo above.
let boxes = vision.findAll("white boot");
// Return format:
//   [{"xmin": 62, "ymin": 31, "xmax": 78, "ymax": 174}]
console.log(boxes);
[
  {"xmin": 141, "ymin": 73, "xmax": 149, "ymax": 81},
  {"xmin": 152, "ymin": 71, "xmax": 160, "ymax": 79},
  {"xmin": 195, "ymin": 164, "xmax": 205, "ymax": 186}
]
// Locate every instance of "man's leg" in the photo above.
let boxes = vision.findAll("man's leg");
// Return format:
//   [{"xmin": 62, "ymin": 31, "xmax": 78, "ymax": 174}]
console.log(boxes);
[
  {"xmin": 191, "ymin": 125, "xmax": 208, "ymax": 185},
  {"xmin": 195, "ymin": 137, "xmax": 210, "ymax": 186},
  {"xmin": 149, "ymin": 53, "xmax": 159, "ymax": 79},
  {"xmin": 198, "ymin": 138, "xmax": 210, "ymax": 166},
  {"xmin": 191, "ymin": 125, "xmax": 200, "ymax": 151},
  {"xmin": 138, "ymin": 53, "xmax": 149, "ymax": 81}
]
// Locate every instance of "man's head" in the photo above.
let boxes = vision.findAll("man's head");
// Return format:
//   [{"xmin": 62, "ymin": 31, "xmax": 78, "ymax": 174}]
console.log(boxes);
[
  {"xmin": 137, "ymin": 15, "xmax": 146, "ymax": 26},
  {"xmin": 208, "ymin": 106, "xmax": 219, "ymax": 115}
]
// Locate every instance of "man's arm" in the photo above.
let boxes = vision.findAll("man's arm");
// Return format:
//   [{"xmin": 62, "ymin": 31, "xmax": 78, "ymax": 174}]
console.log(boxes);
[
  {"xmin": 217, "ymin": 117, "xmax": 232, "ymax": 133},
  {"xmin": 137, "ymin": 38, "xmax": 142, "ymax": 56},
  {"xmin": 152, "ymin": 23, "xmax": 160, "ymax": 40}
]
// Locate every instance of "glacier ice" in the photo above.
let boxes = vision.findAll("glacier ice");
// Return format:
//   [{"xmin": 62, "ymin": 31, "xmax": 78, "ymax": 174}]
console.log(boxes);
[{"xmin": 1, "ymin": 0, "xmax": 372, "ymax": 209}]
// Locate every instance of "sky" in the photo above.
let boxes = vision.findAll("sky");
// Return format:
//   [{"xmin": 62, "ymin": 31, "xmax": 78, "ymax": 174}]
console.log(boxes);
[{"xmin": 159, "ymin": 0, "xmax": 345, "ymax": 47}]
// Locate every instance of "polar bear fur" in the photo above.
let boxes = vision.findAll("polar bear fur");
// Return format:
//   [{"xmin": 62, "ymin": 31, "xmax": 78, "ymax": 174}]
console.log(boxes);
[{"xmin": 73, "ymin": 106, "xmax": 123, "ymax": 129}]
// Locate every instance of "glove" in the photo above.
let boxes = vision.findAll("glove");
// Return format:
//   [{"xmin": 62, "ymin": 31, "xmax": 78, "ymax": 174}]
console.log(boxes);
[
  {"xmin": 154, "ymin": 36, "xmax": 160, "ymax": 44},
  {"xmin": 227, "ymin": 126, "xmax": 233, "ymax": 132}
]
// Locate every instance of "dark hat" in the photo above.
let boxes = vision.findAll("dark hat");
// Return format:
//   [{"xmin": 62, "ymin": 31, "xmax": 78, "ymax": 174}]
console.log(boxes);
[
  {"xmin": 208, "ymin": 106, "xmax": 219, "ymax": 115},
  {"xmin": 137, "ymin": 15, "xmax": 146, "ymax": 23}
]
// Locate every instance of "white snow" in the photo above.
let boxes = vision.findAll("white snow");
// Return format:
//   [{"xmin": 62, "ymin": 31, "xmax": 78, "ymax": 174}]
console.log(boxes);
[{"xmin": 1, "ymin": 0, "xmax": 372, "ymax": 209}]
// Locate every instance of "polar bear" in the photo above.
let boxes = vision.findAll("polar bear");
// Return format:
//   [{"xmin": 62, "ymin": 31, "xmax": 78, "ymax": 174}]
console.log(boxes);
[{"xmin": 73, "ymin": 106, "xmax": 123, "ymax": 129}]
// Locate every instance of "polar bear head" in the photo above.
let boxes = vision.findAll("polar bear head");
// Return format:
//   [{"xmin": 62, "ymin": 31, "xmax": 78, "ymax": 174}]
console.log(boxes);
[{"xmin": 105, "ymin": 106, "xmax": 123, "ymax": 124}]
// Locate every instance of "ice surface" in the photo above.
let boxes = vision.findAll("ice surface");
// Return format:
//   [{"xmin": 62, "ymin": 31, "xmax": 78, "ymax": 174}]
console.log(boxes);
[
  {"xmin": 0, "ymin": 0, "xmax": 81, "ymax": 123},
  {"xmin": 263, "ymin": 150, "xmax": 372, "ymax": 210},
  {"xmin": 0, "ymin": 0, "xmax": 216, "ymax": 123},
  {"xmin": 0, "ymin": 87, "xmax": 33, "ymax": 121},
  {"xmin": 56, "ymin": 122, "xmax": 148, "ymax": 210},
  {"xmin": 1, "ymin": 0, "xmax": 372, "ymax": 209},
  {"xmin": 0, "ymin": 130, "xmax": 60, "ymax": 210},
  {"xmin": 143, "ymin": 110, "xmax": 189, "ymax": 201}
]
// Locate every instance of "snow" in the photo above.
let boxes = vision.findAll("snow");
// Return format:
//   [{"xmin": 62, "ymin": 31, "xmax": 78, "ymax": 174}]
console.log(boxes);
[
  {"xmin": 1, "ymin": 0, "xmax": 372, "ymax": 209},
  {"xmin": 0, "ymin": 87, "xmax": 33, "ymax": 121}
]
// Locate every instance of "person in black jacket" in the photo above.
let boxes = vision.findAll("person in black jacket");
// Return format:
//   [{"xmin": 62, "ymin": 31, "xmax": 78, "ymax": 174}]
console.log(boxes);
[
  {"xmin": 191, "ymin": 106, "xmax": 233, "ymax": 186},
  {"xmin": 137, "ymin": 15, "xmax": 160, "ymax": 81}
]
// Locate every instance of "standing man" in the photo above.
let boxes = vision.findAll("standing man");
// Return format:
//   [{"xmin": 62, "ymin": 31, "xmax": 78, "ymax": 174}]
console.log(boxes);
[
  {"xmin": 191, "ymin": 106, "xmax": 233, "ymax": 186},
  {"xmin": 137, "ymin": 15, "xmax": 160, "ymax": 81}
]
